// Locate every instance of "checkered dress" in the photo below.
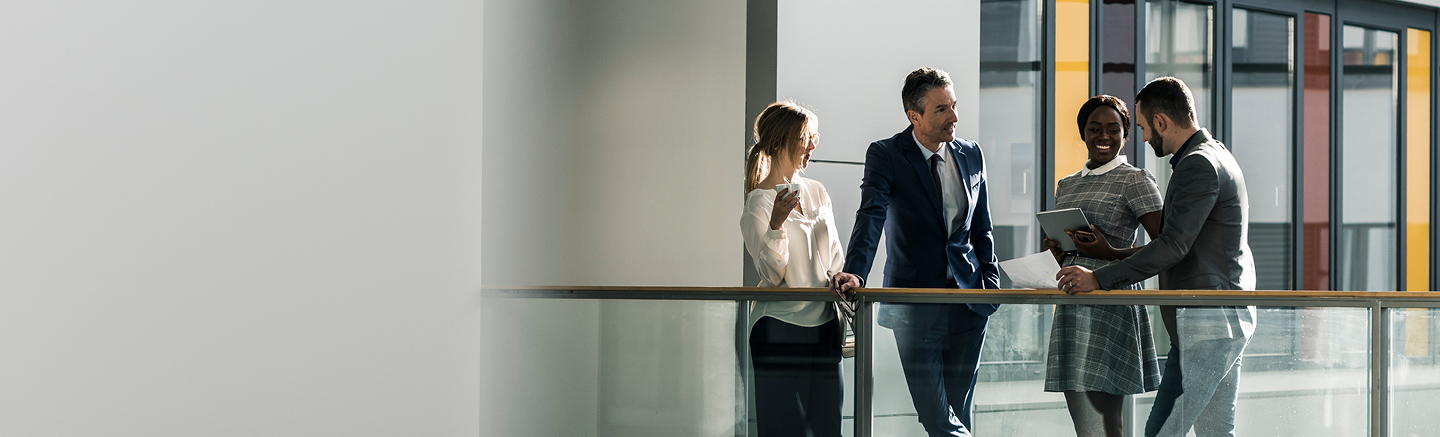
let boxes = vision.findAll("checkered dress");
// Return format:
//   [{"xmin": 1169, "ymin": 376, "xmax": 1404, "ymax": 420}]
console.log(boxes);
[{"xmin": 1044, "ymin": 162, "xmax": 1163, "ymax": 395}]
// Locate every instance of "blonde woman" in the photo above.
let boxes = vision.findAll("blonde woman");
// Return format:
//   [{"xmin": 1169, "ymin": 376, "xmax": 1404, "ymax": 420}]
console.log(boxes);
[{"xmin": 740, "ymin": 101, "xmax": 845, "ymax": 437}]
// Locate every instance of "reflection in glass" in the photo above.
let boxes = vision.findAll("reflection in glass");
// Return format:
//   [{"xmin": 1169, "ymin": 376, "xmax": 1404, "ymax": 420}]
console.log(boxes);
[
  {"xmin": 482, "ymin": 298, "xmax": 743, "ymax": 436},
  {"xmin": 979, "ymin": 0, "xmax": 1046, "ymax": 369},
  {"xmin": 1341, "ymin": 25, "xmax": 1398, "ymax": 292},
  {"xmin": 1230, "ymin": 9, "xmax": 1294, "ymax": 291},
  {"xmin": 979, "ymin": 0, "xmax": 1059, "ymax": 432},
  {"xmin": 871, "ymin": 304, "xmax": 1070, "ymax": 436},
  {"xmin": 1303, "ymin": 13, "xmax": 1333, "ymax": 291},
  {"xmin": 865, "ymin": 303, "xmax": 1376, "ymax": 436},
  {"xmin": 1389, "ymin": 307, "xmax": 1440, "ymax": 436},
  {"xmin": 1102, "ymin": 0, "xmax": 1140, "ymax": 165},
  {"xmin": 981, "ymin": 0, "xmax": 1043, "ymax": 289},
  {"xmin": 1144, "ymin": 0, "xmax": 1213, "ymax": 196},
  {"xmin": 1133, "ymin": 307, "xmax": 1370, "ymax": 435}
]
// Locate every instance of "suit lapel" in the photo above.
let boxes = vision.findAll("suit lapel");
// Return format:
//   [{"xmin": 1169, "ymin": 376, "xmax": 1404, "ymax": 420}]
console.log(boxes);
[{"xmin": 902, "ymin": 129, "xmax": 946, "ymax": 222}]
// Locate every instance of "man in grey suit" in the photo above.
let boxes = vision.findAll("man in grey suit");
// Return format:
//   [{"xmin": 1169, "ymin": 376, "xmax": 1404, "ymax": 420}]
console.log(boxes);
[{"xmin": 1056, "ymin": 77, "xmax": 1257, "ymax": 437}]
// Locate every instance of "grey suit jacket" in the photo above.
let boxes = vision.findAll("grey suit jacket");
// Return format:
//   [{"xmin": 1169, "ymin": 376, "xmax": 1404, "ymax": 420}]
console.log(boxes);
[{"xmin": 1093, "ymin": 130, "xmax": 1257, "ymax": 341}]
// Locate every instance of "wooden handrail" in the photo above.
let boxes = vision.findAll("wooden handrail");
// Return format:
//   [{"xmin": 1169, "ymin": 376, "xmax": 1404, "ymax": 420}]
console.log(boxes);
[{"xmin": 485, "ymin": 285, "xmax": 1440, "ymax": 299}]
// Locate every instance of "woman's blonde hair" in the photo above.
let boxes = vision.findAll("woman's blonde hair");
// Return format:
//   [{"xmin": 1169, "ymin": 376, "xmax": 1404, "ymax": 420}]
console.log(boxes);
[{"xmin": 745, "ymin": 101, "xmax": 816, "ymax": 193}]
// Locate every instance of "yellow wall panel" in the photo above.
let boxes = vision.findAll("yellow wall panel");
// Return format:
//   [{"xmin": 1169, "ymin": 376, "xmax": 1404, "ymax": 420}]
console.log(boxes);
[
  {"xmin": 1406, "ymin": 28, "xmax": 1430, "ymax": 293},
  {"xmin": 1054, "ymin": 0, "xmax": 1090, "ymax": 188},
  {"xmin": 1405, "ymin": 28, "xmax": 1430, "ymax": 356}
]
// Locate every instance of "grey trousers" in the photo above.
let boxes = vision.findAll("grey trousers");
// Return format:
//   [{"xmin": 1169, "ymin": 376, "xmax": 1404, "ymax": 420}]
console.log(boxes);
[{"xmin": 1145, "ymin": 336, "xmax": 1249, "ymax": 437}]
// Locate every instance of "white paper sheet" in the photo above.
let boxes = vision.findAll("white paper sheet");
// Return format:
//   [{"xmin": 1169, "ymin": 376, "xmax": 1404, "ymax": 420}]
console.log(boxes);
[{"xmin": 998, "ymin": 251, "xmax": 1061, "ymax": 289}]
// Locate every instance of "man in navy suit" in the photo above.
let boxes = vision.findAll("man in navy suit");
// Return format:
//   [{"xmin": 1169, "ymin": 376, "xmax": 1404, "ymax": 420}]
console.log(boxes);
[{"xmin": 830, "ymin": 67, "xmax": 999, "ymax": 437}]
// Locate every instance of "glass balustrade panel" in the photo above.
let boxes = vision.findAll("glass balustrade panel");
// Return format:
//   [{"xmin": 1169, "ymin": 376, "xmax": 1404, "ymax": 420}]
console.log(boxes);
[
  {"xmin": 482, "ymin": 298, "xmax": 748, "ymax": 437},
  {"xmin": 1389, "ymin": 307, "xmax": 1440, "ymax": 436}
]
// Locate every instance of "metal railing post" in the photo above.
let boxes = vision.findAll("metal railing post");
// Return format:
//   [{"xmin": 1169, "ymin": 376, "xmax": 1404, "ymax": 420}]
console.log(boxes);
[
  {"xmin": 855, "ymin": 295, "xmax": 873, "ymax": 437},
  {"xmin": 1123, "ymin": 394, "xmax": 1136, "ymax": 437},
  {"xmin": 736, "ymin": 301, "xmax": 752, "ymax": 437},
  {"xmin": 1371, "ymin": 300, "xmax": 1389, "ymax": 437}
]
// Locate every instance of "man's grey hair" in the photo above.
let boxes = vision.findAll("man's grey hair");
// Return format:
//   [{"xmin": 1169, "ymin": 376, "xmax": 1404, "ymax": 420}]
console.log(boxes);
[{"xmin": 902, "ymin": 68, "xmax": 953, "ymax": 115}]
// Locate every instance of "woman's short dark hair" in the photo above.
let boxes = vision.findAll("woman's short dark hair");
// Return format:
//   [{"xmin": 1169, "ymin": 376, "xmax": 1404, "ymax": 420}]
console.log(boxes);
[
  {"xmin": 1076, "ymin": 95, "xmax": 1132, "ymax": 138},
  {"xmin": 1134, "ymin": 76, "xmax": 1196, "ymax": 129}
]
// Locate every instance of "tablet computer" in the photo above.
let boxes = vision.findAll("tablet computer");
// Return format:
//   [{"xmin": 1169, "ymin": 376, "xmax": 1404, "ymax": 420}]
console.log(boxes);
[{"xmin": 1036, "ymin": 208, "xmax": 1092, "ymax": 251}]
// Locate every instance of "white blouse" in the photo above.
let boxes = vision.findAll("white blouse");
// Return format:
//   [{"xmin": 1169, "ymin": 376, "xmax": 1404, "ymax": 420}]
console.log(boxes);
[{"xmin": 740, "ymin": 176, "xmax": 845, "ymax": 328}]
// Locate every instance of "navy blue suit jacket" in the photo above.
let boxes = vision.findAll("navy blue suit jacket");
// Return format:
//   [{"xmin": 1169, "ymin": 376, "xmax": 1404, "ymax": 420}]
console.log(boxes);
[{"xmin": 843, "ymin": 126, "xmax": 1000, "ymax": 330}]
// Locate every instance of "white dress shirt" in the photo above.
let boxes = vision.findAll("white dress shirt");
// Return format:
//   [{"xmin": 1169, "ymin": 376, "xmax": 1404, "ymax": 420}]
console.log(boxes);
[
  {"xmin": 740, "ymin": 176, "xmax": 843, "ymax": 328},
  {"xmin": 913, "ymin": 132, "xmax": 969, "ymax": 237}
]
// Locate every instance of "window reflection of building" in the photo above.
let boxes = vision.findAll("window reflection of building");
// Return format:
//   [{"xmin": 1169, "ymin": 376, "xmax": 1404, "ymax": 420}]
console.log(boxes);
[
  {"xmin": 1231, "ymin": 9, "xmax": 1295, "ymax": 292},
  {"xmin": 979, "ymin": 0, "xmax": 1048, "ymax": 378},
  {"xmin": 1143, "ymin": 0, "xmax": 1213, "ymax": 199},
  {"xmin": 1341, "ymin": 25, "xmax": 1398, "ymax": 292}
]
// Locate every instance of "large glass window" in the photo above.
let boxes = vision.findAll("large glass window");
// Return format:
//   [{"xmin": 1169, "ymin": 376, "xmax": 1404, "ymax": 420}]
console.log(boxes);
[
  {"xmin": 1144, "ymin": 0, "xmax": 1214, "ymax": 195},
  {"xmin": 982, "ymin": 0, "xmax": 1045, "ymax": 287},
  {"xmin": 1341, "ymin": 25, "xmax": 1399, "ymax": 291},
  {"xmin": 1102, "ymin": 0, "xmax": 1141, "ymax": 165},
  {"xmin": 978, "ymin": 0, "xmax": 1049, "ymax": 382},
  {"xmin": 1141, "ymin": 0, "xmax": 1212, "ymax": 295},
  {"xmin": 1231, "ymin": 9, "xmax": 1295, "ymax": 291}
]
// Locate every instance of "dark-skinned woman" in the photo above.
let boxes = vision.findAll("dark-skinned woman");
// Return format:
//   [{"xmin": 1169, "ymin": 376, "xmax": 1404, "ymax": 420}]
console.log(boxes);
[{"xmin": 1041, "ymin": 95, "xmax": 1164, "ymax": 437}]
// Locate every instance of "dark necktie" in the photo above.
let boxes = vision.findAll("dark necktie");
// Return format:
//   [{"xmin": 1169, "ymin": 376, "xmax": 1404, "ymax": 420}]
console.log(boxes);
[{"xmin": 929, "ymin": 154, "xmax": 945, "ymax": 216}]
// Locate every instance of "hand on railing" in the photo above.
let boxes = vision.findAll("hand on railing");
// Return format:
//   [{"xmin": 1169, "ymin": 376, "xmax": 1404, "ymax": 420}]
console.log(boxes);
[
  {"xmin": 1055, "ymin": 265, "xmax": 1101, "ymax": 295},
  {"xmin": 829, "ymin": 272, "xmax": 861, "ymax": 302}
]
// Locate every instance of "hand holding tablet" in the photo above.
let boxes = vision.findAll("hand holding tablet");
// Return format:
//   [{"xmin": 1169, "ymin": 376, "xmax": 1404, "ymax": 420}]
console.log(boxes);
[{"xmin": 1036, "ymin": 208, "xmax": 1092, "ymax": 251}]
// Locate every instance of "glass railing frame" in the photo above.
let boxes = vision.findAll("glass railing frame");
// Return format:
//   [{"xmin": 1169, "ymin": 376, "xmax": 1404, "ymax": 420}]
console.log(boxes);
[{"xmin": 483, "ymin": 286, "xmax": 1440, "ymax": 437}]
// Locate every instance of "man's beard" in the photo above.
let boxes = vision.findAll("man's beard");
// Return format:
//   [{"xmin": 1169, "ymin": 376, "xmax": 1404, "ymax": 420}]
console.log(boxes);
[{"xmin": 1147, "ymin": 135, "xmax": 1166, "ymax": 157}]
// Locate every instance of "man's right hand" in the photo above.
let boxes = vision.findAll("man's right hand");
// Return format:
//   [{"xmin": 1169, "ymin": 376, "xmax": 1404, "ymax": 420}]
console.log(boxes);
[{"xmin": 829, "ymin": 272, "xmax": 861, "ymax": 301}]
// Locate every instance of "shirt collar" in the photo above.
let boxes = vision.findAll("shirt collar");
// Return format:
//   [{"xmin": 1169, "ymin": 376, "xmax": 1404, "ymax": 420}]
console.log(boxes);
[
  {"xmin": 912, "ymin": 130, "xmax": 946, "ymax": 162},
  {"xmin": 1079, "ymin": 155, "xmax": 1128, "ymax": 177},
  {"xmin": 1168, "ymin": 128, "xmax": 1212, "ymax": 169}
]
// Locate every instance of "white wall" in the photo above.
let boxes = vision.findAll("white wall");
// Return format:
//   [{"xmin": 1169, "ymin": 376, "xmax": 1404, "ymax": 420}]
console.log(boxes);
[
  {"xmin": 776, "ymin": 0, "xmax": 982, "ymax": 164},
  {"xmin": 0, "ymin": 1, "xmax": 483, "ymax": 436},
  {"xmin": 482, "ymin": 0, "xmax": 745, "ymax": 436},
  {"xmin": 481, "ymin": 2, "xmax": 743, "ymax": 288},
  {"xmin": 776, "ymin": 0, "xmax": 982, "ymax": 289}
]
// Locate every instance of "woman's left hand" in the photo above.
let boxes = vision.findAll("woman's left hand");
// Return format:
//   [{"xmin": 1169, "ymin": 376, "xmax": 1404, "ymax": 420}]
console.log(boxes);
[
  {"xmin": 1041, "ymin": 238, "xmax": 1064, "ymax": 263},
  {"xmin": 1066, "ymin": 225, "xmax": 1116, "ymax": 259}
]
